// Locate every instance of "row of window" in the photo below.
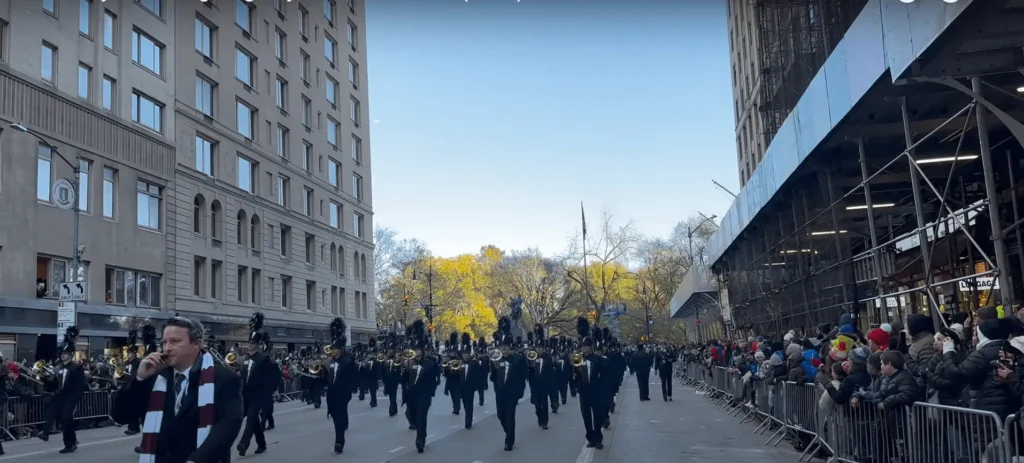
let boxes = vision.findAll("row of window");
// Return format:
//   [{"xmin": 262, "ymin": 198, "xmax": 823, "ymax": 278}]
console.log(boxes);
[{"xmin": 37, "ymin": 255, "xmax": 160, "ymax": 309}]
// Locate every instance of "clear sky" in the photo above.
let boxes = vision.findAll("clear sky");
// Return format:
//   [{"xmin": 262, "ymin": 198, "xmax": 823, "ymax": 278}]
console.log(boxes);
[{"xmin": 365, "ymin": 0, "xmax": 738, "ymax": 257}]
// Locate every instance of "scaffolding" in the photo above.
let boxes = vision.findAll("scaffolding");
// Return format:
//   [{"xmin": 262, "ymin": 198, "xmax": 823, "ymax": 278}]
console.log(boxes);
[{"xmin": 756, "ymin": 0, "xmax": 867, "ymax": 146}]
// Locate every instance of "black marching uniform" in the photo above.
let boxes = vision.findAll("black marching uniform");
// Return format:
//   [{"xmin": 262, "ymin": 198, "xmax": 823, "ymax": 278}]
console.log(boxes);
[
  {"xmin": 442, "ymin": 333, "xmax": 462, "ymax": 414},
  {"xmin": 325, "ymin": 317, "xmax": 359, "ymax": 454},
  {"xmin": 603, "ymin": 332, "xmax": 627, "ymax": 414},
  {"xmin": 381, "ymin": 337, "xmax": 402, "ymax": 417},
  {"xmin": 526, "ymin": 324, "xmax": 557, "ymax": 428},
  {"xmin": 653, "ymin": 347, "xmax": 677, "ymax": 401},
  {"xmin": 237, "ymin": 313, "xmax": 277, "ymax": 457},
  {"xmin": 358, "ymin": 338, "xmax": 381, "ymax": 407},
  {"xmin": 628, "ymin": 344, "xmax": 654, "ymax": 401},
  {"xmin": 37, "ymin": 326, "xmax": 87, "ymax": 453},
  {"xmin": 121, "ymin": 329, "xmax": 144, "ymax": 435},
  {"xmin": 475, "ymin": 337, "xmax": 488, "ymax": 405},
  {"xmin": 490, "ymin": 316, "xmax": 528, "ymax": 451},
  {"xmin": 574, "ymin": 317, "xmax": 608, "ymax": 450},
  {"xmin": 556, "ymin": 336, "xmax": 572, "ymax": 404},
  {"xmin": 402, "ymin": 320, "xmax": 440, "ymax": 453}
]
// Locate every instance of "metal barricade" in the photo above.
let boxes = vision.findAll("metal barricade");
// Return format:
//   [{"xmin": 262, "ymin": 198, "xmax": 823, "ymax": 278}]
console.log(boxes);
[
  {"xmin": 906, "ymin": 402, "xmax": 1008, "ymax": 463},
  {"xmin": 1, "ymin": 391, "xmax": 113, "ymax": 438},
  {"xmin": 824, "ymin": 401, "xmax": 911, "ymax": 463}
]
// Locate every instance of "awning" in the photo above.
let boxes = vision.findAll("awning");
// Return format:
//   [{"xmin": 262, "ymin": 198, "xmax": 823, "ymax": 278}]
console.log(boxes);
[{"xmin": 670, "ymin": 265, "xmax": 720, "ymax": 320}]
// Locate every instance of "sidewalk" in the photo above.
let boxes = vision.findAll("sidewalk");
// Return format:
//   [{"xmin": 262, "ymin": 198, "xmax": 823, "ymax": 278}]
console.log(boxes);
[{"xmin": 595, "ymin": 374, "xmax": 800, "ymax": 463}]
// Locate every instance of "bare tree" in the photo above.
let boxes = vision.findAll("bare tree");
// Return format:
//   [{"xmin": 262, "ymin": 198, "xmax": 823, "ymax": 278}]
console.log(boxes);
[
  {"xmin": 373, "ymin": 225, "xmax": 426, "ymax": 306},
  {"xmin": 560, "ymin": 210, "xmax": 640, "ymax": 324},
  {"xmin": 490, "ymin": 249, "xmax": 585, "ymax": 336}
]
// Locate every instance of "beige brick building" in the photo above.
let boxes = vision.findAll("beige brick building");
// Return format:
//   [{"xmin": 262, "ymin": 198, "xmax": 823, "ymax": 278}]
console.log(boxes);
[{"xmin": 727, "ymin": 0, "xmax": 766, "ymax": 188}]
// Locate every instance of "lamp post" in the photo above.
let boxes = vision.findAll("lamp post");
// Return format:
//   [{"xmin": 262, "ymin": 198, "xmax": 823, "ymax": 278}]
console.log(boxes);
[
  {"xmin": 412, "ymin": 260, "xmax": 435, "ymax": 326},
  {"xmin": 686, "ymin": 212, "xmax": 718, "ymax": 269}
]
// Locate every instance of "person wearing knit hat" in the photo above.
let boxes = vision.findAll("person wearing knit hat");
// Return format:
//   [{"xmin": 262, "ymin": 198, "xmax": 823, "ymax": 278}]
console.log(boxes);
[
  {"xmin": 866, "ymin": 328, "xmax": 890, "ymax": 353},
  {"xmin": 906, "ymin": 313, "xmax": 936, "ymax": 368},
  {"xmin": 838, "ymin": 325, "xmax": 855, "ymax": 335},
  {"xmin": 783, "ymin": 331, "xmax": 795, "ymax": 343},
  {"xmin": 830, "ymin": 335, "xmax": 855, "ymax": 361},
  {"xmin": 880, "ymin": 323, "xmax": 892, "ymax": 334},
  {"xmin": 849, "ymin": 346, "xmax": 869, "ymax": 365}
]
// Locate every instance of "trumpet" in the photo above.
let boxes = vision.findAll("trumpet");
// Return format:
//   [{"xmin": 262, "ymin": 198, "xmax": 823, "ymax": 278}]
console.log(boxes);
[
  {"xmin": 225, "ymin": 352, "xmax": 239, "ymax": 365},
  {"xmin": 402, "ymin": 349, "xmax": 417, "ymax": 360},
  {"xmin": 33, "ymin": 360, "xmax": 56, "ymax": 380},
  {"xmin": 324, "ymin": 345, "xmax": 333, "ymax": 354},
  {"xmin": 526, "ymin": 350, "xmax": 539, "ymax": 361},
  {"xmin": 570, "ymin": 352, "xmax": 585, "ymax": 367},
  {"xmin": 448, "ymin": 359, "xmax": 462, "ymax": 370}
]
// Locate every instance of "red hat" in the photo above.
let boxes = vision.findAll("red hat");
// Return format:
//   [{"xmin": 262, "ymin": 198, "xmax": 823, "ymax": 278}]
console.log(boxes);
[
  {"xmin": 867, "ymin": 328, "xmax": 890, "ymax": 348},
  {"xmin": 811, "ymin": 358, "xmax": 823, "ymax": 369}
]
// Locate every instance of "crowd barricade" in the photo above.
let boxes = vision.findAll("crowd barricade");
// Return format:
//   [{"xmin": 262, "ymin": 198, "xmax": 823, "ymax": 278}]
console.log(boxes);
[
  {"xmin": 681, "ymin": 365, "xmax": 1024, "ymax": 462},
  {"xmin": 1, "ymin": 390, "xmax": 114, "ymax": 439}
]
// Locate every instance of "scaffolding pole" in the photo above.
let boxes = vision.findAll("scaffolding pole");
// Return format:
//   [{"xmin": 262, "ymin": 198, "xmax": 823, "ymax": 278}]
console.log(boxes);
[{"xmin": 973, "ymin": 77, "xmax": 1015, "ymax": 305}]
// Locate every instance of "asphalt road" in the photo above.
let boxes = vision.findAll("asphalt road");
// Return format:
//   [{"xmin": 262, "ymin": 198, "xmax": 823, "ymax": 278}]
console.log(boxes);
[{"xmin": 0, "ymin": 374, "xmax": 801, "ymax": 462}]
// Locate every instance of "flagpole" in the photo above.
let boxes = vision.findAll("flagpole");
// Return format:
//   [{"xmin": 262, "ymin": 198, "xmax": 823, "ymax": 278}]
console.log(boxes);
[{"xmin": 581, "ymin": 202, "xmax": 595, "ymax": 324}]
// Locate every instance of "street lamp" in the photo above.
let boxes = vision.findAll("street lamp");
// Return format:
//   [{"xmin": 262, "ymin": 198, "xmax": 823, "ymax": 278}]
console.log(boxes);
[
  {"xmin": 412, "ymin": 260, "xmax": 435, "ymax": 327},
  {"xmin": 10, "ymin": 123, "xmax": 83, "ymax": 285},
  {"xmin": 686, "ymin": 212, "xmax": 718, "ymax": 268}
]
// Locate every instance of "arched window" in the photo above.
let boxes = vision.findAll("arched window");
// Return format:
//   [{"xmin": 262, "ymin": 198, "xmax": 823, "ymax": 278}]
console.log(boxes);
[
  {"xmin": 236, "ymin": 209, "xmax": 248, "ymax": 246},
  {"xmin": 192, "ymin": 194, "xmax": 206, "ymax": 234},
  {"xmin": 210, "ymin": 200, "xmax": 223, "ymax": 240},
  {"xmin": 250, "ymin": 215, "xmax": 262, "ymax": 251},
  {"xmin": 360, "ymin": 253, "xmax": 367, "ymax": 283},
  {"xmin": 338, "ymin": 245, "xmax": 345, "ymax": 277},
  {"xmin": 352, "ymin": 250, "xmax": 360, "ymax": 280},
  {"xmin": 330, "ymin": 243, "xmax": 337, "ymax": 270}
]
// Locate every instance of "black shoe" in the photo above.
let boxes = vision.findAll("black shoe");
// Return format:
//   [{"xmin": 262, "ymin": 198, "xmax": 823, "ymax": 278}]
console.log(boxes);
[
  {"xmin": 479, "ymin": 401, "xmax": 484, "ymax": 406},
  {"xmin": 254, "ymin": 446, "xmax": 267, "ymax": 454},
  {"xmin": 595, "ymin": 443, "xmax": 604, "ymax": 450},
  {"xmin": 465, "ymin": 424, "xmax": 472, "ymax": 429},
  {"xmin": 333, "ymin": 443, "xmax": 343, "ymax": 454},
  {"xmin": 134, "ymin": 446, "xmax": 142, "ymax": 454},
  {"xmin": 265, "ymin": 426, "xmax": 275, "ymax": 431},
  {"xmin": 236, "ymin": 444, "xmax": 247, "ymax": 457},
  {"xmin": 504, "ymin": 444, "xmax": 513, "ymax": 451},
  {"xmin": 124, "ymin": 428, "xmax": 140, "ymax": 435},
  {"xmin": 408, "ymin": 425, "xmax": 416, "ymax": 430},
  {"xmin": 552, "ymin": 408, "xmax": 558, "ymax": 414},
  {"xmin": 59, "ymin": 445, "xmax": 77, "ymax": 454},
  {"xmin": 562, "ymin": 400, "xmax": 567, "ymax": 405},
  {"xmin": 669, "ymin": 397, "xmax": 673, "ymax": 401},
  {"xmin": 586, "ymin": 442, "xmax": 595, "ymax": 448},
  {"xmin": 452, "ymin": 410, "xmax": 459, "ymax": 415},
  {"xmin": 35, "ymin": 431, "xmax": 49, "ymax": 442},
  {"xmin": 416, "ymin": 445, "xmax": 424, "ymax": 453},
  {"xmin": 541, "ymin": 425, "xmax": 548, "ymax": 430},
  {"xmin": 389, "ymin": 412, "xmax": 397, "ymax": 417}
]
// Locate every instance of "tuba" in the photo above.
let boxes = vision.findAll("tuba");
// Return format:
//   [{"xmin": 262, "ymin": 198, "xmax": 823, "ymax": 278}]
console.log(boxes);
[{"xmin": 570, "ymin": 352, "xmax": 585, "ymax": 367}]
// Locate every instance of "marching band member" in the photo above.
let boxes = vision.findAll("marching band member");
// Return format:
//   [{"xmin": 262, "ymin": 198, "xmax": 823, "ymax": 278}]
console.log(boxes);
[
  {"xmin": 359, "ymin": 337, "xmax": 381, "ymax": 407},
  {"xmin": 526, "ymin": 324, "xmax": 557, "ymax": 429},
  {"xmin": 259, "ymin": 334, "xmax": 278, "ymax": 431},
  {"xmin": 629, "ymin": 342, "xmax": 655, "ymax": 401},
  {"xmin": 112, "ymin": 316, "xmax": 243, "ymax": 463},
  {"xmin": 604, "ymin": 333, "xmax": 628, "ymax": 412},
  {"xmin": 557, "ymin": 336, "xmax": 572, "ymax": 404},
  {"xmin": 237, "ymin": 313, "xmax": 277, "ymax": 457},
  {"xmin": 490, "ymin": 316, "xmax": 527, "ymax": 451},
  {"xmin": 443, "ymin": 332, "xmax": 462, "ymax": 415},
  {"xmin": 325, "ymin": 317, "xmax": 358, "ymax": 454},
  {"xmin": 402, "ymin": 320, "xmax": 440, "ymax": 453},
  {"xmin": 475, "ymin": 337, "xmax": 488, "ymax": 406},
  {"xmin": 455, "ymin": 333, "xmax": 485, "ymax": 429},
  {"xmin": 653, "ymin": 345, "xmax": 677, "ymax": 401},
  {"xmin": 381, "ymin": 334, "xmax": 402, "ymax": 417},
  {"xmin": 122, "ymin": 328, "xmax": 143, "ymax": 436},
  {"xmin": 36, "ymin": 326, "xmax": 87, "ymax": 454},
  {"xmin": 574, "ymin": 317, "xmax": 607, "ymax": 449}
]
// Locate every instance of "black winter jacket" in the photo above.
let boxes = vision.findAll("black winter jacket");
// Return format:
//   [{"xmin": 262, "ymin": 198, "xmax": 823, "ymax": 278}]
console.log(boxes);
[
  {"xmin": 879, "ymin": 369, "xmax": 922, "ymax": 410},
  {"xmin": 940, "ymin": 341, "xmax": 1020, "ymax": 419}
]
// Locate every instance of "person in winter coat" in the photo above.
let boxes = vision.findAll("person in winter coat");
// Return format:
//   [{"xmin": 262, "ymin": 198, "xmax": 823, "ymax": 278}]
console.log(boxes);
[
  {"xmin": 866, "ymin": 328, "xmax": 890, "ymax": 354},
  {"xmin": 876, "ymin": 351, "xmax": 922, "ymax": 410},
  {"xmin": 940, "ymin": 318, "xmax": 1020, "ymax": 419},
  {"xmin": 825, "ymin": 347, "xmax": 872, "ymax": 406},
  {"xmin": 905, "ymin": 314, "xmax": 936, "ymax": 387},
  {"xmin": 921, "ymin": 324, "xmax": 967, "ymax": 407}
]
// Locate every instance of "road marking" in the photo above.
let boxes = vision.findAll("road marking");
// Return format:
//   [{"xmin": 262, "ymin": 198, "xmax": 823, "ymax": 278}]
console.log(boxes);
[
  {"xmin": 426, "ymin": 434, "xmax": 434, "ymax": 439},
  {"xmin": 0, "ymin": 435, "xmax": 137, "ymax": 460},
  {"xmin": 388, "ymin": 446, "xmax": 405, "ymax": 453},
  {"xmin": 689, "ymin": 446, "xmax": 767, "ymax": 453},
  {"xmin": 450, "ymin": 424, "xmax": 460, "ymax": 429},
  {"xmin": 649, "ymin": 420, "xmax": 661, "ymax": 423},
  {"xmin": 575, "ymin": 444, "xmax": 595, "ymax": 463}
]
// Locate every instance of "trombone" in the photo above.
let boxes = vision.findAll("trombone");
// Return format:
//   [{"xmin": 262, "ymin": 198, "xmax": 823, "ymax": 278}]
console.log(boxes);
[{"xmin": 570, "ymin": 352, "xmax": 585, "ymax": 367}]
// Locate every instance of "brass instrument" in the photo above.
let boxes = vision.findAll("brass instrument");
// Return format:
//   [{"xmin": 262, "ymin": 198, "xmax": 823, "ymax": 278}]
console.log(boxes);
[
  {"xmin": 225, "ymin": 352, "xmax": 239, "ymax": 365},
  {"xmin": 324, "ymin": 345, "xmax": 333, "ymax": 354},
  {"xmin": 109, "ymin": 357, "xmax": 127, "ymax": 380},
  {"xmin": 402, "ymin": 349, "xmax": 416, "ymax": 360},
  {"xmin": 488, "ymin": 348, "xmax": 503, "ymax": 362},
  {"xmin": 308, "ymin": 360, "xmax": 323, "ymax": 375},
  {"xmin": 526, "ymin": 350, "xmax": 539, "ymax": 361},
  {"xmin": 391, "ymin": 355, "xmax": 402, "ymax": 367},
  {"xmin": 570, "ymin": 352, "xmax": 585, "ymax": 367},
  {"xmin": 376, "ymin": 352, "xmax": 387, "ymax": 362},
  {"xmin": 33, "ymin": 360, "xmax": 56, "ymax": 380},
  {"xmin": 11, "ymin": 362, "xmax": 46, "ymax": 385},
  {"xmin": 448, "ymin": 359, "xmax": 462, "ymax": 370}
]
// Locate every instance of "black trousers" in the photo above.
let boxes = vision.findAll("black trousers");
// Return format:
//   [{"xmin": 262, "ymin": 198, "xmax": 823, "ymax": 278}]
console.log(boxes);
[
  {"xmin": 569, "ymin": 380, "xmax": 577, "ymax": 397},
  {"xmin": 660, "ymin": 374, "xmax": 672, "ymax": 398},
  {"xmin": 579, "ymin": 394, "xmax": 605, "ymax": 445},
  {"xmin": 261, "ymin": 400, "xmax": 275, "ymax": 429},
  {"xmin": 532, "ymin": 389, "xmax": 549, "ymax": 426},
  {"xmin": 494, "ymin": 394, "xmax": 518, "ymax": 447},
  {"xmin": 360, "ymin": 385, "xmax": 378, "ymax": 405},
  {"xmin": 558, "ymin": 378, "xmax": 569, "ymax": 403},
  {"xmin": 477, "ymin": 388, "xmax": 485, "ymax": 405},
  {"xmin": 549, "ymin": 386, "xmax": 560, "ymax": 412},
  {"xmin": 459, "ymin": 388, "xmax": 475, "ymax": 427},
  {"xmin": 637, "ymin": 371, "xmax": 651, "ymax": 399},
  {"xmin": 43, "ymin": 398, "xmax": 78, "ymax": 447},
  {"xmin": 450, "ymin": 387, "xmax": 462, "ymax": 413},
  {"xmin": 239, "ymin": 398, "xmax": 267, "ymax": 450},
  {"xmin": 329, "ymin": 398, "xmax": 350, "ymax": 448},
  {"xmin": 385, "ymin": 384, "xmax": 399, "ymax": 416},
  {"xmin": 405, "ymin": 396, "xmax": 430, "ymax": 448}
]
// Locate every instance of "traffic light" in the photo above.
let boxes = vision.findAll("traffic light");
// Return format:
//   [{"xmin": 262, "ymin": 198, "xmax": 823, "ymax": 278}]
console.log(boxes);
[
  {"xmin": 427, "ymin": 324, "xmax": 434, "ymax": 333},
  {"xmin": 402, "ymin": 294, "xmax": 409, "ymax": 306},
  {"xmin": 589, "ymin": 310, "xmax": 598, "ymax": 319},
  {"xmin": 640, "ymin": 336, "xmax": 646, "ymax": 341},
  {"xmin": 647, "ymin": 314, "xmax": 653, "ymax": 325},
  {"xmin": 696, "ymin": 319, "xmax": 701, "ymax": 326}
]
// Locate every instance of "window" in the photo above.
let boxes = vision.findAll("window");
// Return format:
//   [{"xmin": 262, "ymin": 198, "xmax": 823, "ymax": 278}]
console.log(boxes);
[
  {"xmin": 302, "ymin": 142, "xmax": 312, "ymax": 172},
  {"xmin": 281, "ymin": 276, "xmax": 291, "ymax": 308},
  {"xmin": 105, "ymin": 267, "xmax": 161, "ymax": 307},
  {"xmin": 102, "ymin": 75, "xmax": 115, "ymax": 111},
  {"xmin": 211, "ymin": 260, "xmax": 222, "ymax": 300},
  {"xmin": 349, "ymin": 96, "xmax": 360, "ymax": 125},
  {"xmin": 352, "ymin": 173, "xmax": 362, "ymax": 201},
  {"xmin": 78, "ymin": 159, "xmax": 90, "ymax": 212},
  {"xmin": 350, "ymin": 135, "xmax": 361, "ymax": 163},
  {"xmin": 235, "ymin": 0, "xmax": 252, "ymax": 33},
  {"xmin": 324, "ymin": 34, "xmax": 336, "ymax": 65},
  {"xmin": 306, "ymin": 281, "xmax": 316, "ymax": 311},
  {"xmin": 353, "ymin": 212, "xmax": 363, "ymax": 238},
  {"xmin": 77, "ymin": 63, "xmax": 91, "ymax": 99},
  {"xmin": 276, "ymin": 126, "xmax": 289, "ymax": 157},
  {"xmin": 41, "ymin": 43, "xmax": 56, "ymax": 83},
  {"xmin": 328, "ymin": 159, "xmax": 340, "ymax": 187},
  {"xmin": 131, "ymin": 30, "xmax": 163, "ymax": 75},
  {"xmin": 237, "ymin": 155, "xmax": 255, "ymax": 193},
  {"xmin": 79, "ymin": 0, "xmax": 91, "ymax": 36},
  {"xmin": 275, "ymin": 78, "xmax": 287, "ymax": 109},
  {"xmin": 276, "ymin": 175, "xmax": 288, "ymax": 206},
  {"xmin": 250, "ymin": 215, "xmax": 262, "ymax": 252},
  {"xmin": 235, "ymin": 48, "xmax": 254, "ymax": 86},
  {"xmin": 103, "ymin": 11, "xmax": 116, "ymax": 49},
  {"xmin": 280, "ymin": 225, "xmax": 291, "ymax": 257},
  {"xmin": 43, "ymin": 0, "xmax": 56, "ymax": 14},
  {"xmin": 324, "ymin": 0, "xmax": 336, "ymax": 22},
  {"xmin": 37, "ymin": 256, "xmax": 86, "ymax": 299},
  {"xmin": 0, "ymin": 20, "xmax": 6, "ymax": 63},
  {"xmin": 195, "ymin": 136, "xmax": 214, "ymax": 175},
  {"xmin": 329, "ymin": 202, "xmax": 341, "ymax": 228},
  {"xmin": 303, "ymin": 187, "xmax": 313, "ymax": 216},
  {"xmin": 131, "ymin": 91, "xmax": 163, "ymax": 132},
  {"xmin": 136, "ymin": 180, "xmax": 162, "ymax": 230},
  {"xmin": 251, "ymin": 269, "xmax": 262, "ymax": 304},
  {"xmin": 138, "ymin": 0, "xmax": 161, "ymax": 17},
  {"xmin": 301, "ymin": 96, "xmax": 312, "ymax": 126},
  {"xmin": 348, "ymin": 58, "xmax": 358, "ymax": 87},
  {"xmin": 300, "ymin": 51, "xmax": 310, "ymax": 81},
  {"xmin": 347, "ymin": 21, "xmax": 357, "ymax": 49},
  {"xmin": 236, "ymin": 100, "xmax": 255, "ymax": 139},
  {"xmin": 298, "ymin": 6, "xmax": 309, "ymax": 36},
  {"xmin": 37, "ymin": 144, "xmax": 52, "ymax": 201},
  {"xmin": 196, "ymin": 75, "xmax": 214, "ymax": 116},
  {"xmin": 274, "ymin": 29, "xmax": 286, "ymax": 61},
  {"xmin": 305, "ymin": 234, "xmax": 315, "ymax": 264},
  {"xmin": 195, "ymin": 17, "xmax": 213, "ymax": 58},
  {"xmin": 327, "ymin": 118, "xmax": 339, "ymax": 146},
  {"xmin": 102, "ymin": 167, "xmax": 116, "ymax": 218},
  {"xmin": 325, "ymin": 76, "xmax": 338, "ymax": 105},
  {"xmin": 237, "ymin": 266, "xmax": 248, "ymax": 303}
]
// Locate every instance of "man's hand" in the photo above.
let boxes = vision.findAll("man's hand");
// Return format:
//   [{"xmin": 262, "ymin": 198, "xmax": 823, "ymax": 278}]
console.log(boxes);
[{"xmin": 136, "ymin": 353, "xmax": 168, "ymax": 381}]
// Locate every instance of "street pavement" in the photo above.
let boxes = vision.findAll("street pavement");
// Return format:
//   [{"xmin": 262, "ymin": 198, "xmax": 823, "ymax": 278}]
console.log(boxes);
[{"xmin": 0, "ymin": 375, "xmax": 801, "ymax": 462}]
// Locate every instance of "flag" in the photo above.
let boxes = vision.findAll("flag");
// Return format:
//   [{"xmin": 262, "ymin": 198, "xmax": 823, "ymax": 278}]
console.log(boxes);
[{"xmin": 581, "ymin": 202, "xmax": 587, "ymax": 239}]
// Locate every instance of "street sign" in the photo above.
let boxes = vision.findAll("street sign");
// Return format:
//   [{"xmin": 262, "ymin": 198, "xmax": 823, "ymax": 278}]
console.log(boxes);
[
  {"xmin": 52, "ymin": 178, "xmax": 76, "ymax": 210},
  {"xmin": 57, "ymin": 302, "xmax": 77, "ymax": 346},
  {"xmin": 59, "ymin": 281, "xmax": 86, "ymax": 302}
]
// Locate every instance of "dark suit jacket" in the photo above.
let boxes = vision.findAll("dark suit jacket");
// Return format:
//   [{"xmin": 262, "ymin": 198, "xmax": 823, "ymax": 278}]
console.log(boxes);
[
  {"xmin": 326, "ymin": 353, "xmax": 359, "ymax": 412},
  {"xmin": 405, "ymin": 357, "xmax": 440, "ymax": 400},
  {"xmin": 111, "ymin": 358, "xmax": 243, "ymax": 463},
  {"xmin": 490, "ymin": 354, "xmax": 527, "ymax": 401},
  {"xmin": 241, "ymin": 352, "xmax": 278, "ymax": 406},
  {"xmin": 527, "ymin": 353, "xmax": 557, "ymax": 394}
]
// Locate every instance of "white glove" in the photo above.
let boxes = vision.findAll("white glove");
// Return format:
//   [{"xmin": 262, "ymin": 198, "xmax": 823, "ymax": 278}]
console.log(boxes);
[{"xmin": 942, "ymin": 338, "xmax": 955, "ymax": 354}]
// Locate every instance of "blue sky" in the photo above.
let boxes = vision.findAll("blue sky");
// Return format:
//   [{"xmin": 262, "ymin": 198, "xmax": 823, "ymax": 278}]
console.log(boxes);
[{"xmin": 365, "ymin": 0, "xmax": 738, "ymax": 257}]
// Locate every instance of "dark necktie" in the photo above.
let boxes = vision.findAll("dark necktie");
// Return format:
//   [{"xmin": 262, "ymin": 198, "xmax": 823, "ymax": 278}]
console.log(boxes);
[{"xmin": 174, "ymin": 373, "xmax": 186, "ymax": 398}]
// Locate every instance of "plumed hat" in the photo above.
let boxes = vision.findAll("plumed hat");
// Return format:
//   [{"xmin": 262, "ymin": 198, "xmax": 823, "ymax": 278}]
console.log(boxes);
[
  {"xmin": 497, "ymin": 316, "xmax": 513, "ymax": 346},
  {"xmin": 449, "ymin": 332, "xmax": 458, "ymax": 349},
  {"xmin": 261, "ymin": 332, "xmax": 273, "ymax": 351},
  {"xmin": 534, "ymin": 324, "xmax": 545, "ymax": 342},
  {"xmin": 368, "ymin": 337, "xmax": 378, "ymax": 350},
  {"xmin": 578, "ymin": 316, "xmax": 593, "ymax": 347},
  {"xmin": 515, "ymin": 336, "xmax": 523, "ymax": 348},
  {"xmin": 330, "ymin": 317, "xmax": 348, "ymax": 349},
  {"xmin": 249, "ymin": 312, "xmax": 266, "ymax": 344},
  {"xmin": 461, "ymin": 332, "xmax": 471, "ymax": 351},
  {"xmin": 126, "ymin": 329, "xmax": 138, "ymax": 348},
  {"xmin": 593, "ymin": 324, "xmax": 605, "ymax": 349},
  {"xmin": 527, "ymin": 331, "xmax": 535, "ymax": 345},
  {"xmin": 142, "ymin": 324, "xmax": 159, "ymax": 354},
  {"xmin": 409, "ymin": 319, "xmax": 428, "ymax": 350},
  {"xmin": 61, "ymin": 326, "xmax": 79, "ymax": 354}
]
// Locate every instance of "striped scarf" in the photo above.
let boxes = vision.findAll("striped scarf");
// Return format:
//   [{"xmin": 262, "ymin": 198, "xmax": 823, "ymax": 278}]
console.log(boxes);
[{"xmin": 138, "ymin": 352, "xmax": 215, "ymax": 463}]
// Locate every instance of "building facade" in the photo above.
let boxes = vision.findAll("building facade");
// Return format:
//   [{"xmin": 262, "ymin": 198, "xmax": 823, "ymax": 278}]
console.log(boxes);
[
  {"xmin": 0, "ymin": 0, "xmax": 375, "ymax": 361},
  {"xmin": 727, "ymin": 0, "xmax": 765, "ymax": 188}
]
